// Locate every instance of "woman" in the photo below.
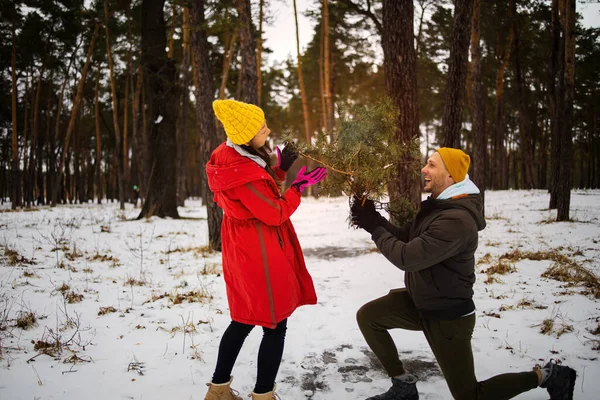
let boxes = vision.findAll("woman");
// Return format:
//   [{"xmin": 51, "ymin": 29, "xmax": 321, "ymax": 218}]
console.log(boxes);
[{"xmin": 204, "ymin": 99, "xmax": 327, "ymax": 400}]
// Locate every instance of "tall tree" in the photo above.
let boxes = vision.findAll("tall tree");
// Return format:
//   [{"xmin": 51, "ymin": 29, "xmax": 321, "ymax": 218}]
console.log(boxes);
[
  {"xmin": 190, "ymin": 0, "xmax": 223, "ymax": 251},
  {"xmin": 51, "ymin": 23, "xmax": 100, "ymax": 207},
  {"xmin": 441, "ymin": 0, "xmax": 474, "ymax": 148},
  {"xmin": 104, "ymin": 0, "xmax": 125, "ymax": 210},
  {"xmin": 511, "ymin": 0, "xmax": 535, "ymax": 189},
  {"xmin": 469, "ymin": 0, "xmax": 485, "ymax": 205},
  {"xmin": 11, "ymin": 13, "xmax": 20, "ymax": 209},
  {"xmin": 549, "ymin": 0, "xmax": 563, "ymax": 208},
  {"xmin": 383, "ymin": 0, "xmax": 420, "ymax": 213},
  {"xmin": 323, "ymin": 0, "xmax": 334, "ymax": 132},
  {"xmin": 138, "ymin": 0, "xmax": 179, "ymax": 218},
  {"xmin": 236, "ymin": 0, "xmax": 258, "ymax": 105},
  {"xmin": 257, "ymin": 0, "xmax": 264, "ymax": 104},
  {"xmin": 294, "ymin": 0, "xmax": 311, "ymax": 144},
  {"xmin": 556, "ymin": 0, "xmax": 575, "ymax": 221}
]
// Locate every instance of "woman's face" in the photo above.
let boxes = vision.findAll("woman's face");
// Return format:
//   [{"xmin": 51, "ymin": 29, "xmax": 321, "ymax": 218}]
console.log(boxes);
[{"xmin": 248, "ymin": 122, "xmax": 271, "ymax": 151}]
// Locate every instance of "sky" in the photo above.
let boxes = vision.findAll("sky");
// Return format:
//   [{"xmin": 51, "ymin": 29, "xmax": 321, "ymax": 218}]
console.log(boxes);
[{"xmin": 262, "ymin": 0, "xmax": 600, "ymax": 66}]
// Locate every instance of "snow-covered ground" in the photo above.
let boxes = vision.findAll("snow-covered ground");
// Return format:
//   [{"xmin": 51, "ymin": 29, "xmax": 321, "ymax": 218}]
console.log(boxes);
[{"xmin": 1, "ymin": 190, "xmax": 599, "ymax": 400}]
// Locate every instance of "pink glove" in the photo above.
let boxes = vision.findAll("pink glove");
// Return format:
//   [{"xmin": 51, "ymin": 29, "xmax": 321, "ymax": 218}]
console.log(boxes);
[{"xmin": 291, "ymin": 166, "xmax": 327, "ymax": 193}]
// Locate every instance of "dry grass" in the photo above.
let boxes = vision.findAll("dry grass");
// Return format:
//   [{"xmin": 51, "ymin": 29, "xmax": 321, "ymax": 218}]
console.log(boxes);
[
  {"xmin": 124, "ymin": 277, "xmax": 146, "ymax": 287},
  {"xmin": 539, "ymin": 313, "xmax": 575, "ymax": 338},
  {"xmin": 483, "ymin": 311, "xmax": 501, "ymax": 318},
  {"xmin": 56, "ymin": 283, "xmax": 71, "ymax": 293},
  {"xmin": 516, "ymin": 298, "xmax": 548, "ymax": 310},
  {"xmin": 483, "ymin": 259, "xmax": 517, "ymax": 275},
  {"xmin": 16, "ymin": 311, "xmax": 37, "ymax": 329},
  {"xmin": 494, "ymin": 248, "xmax": 599, "ymax": 298},
  {"xmin": 200, "ymin": 263, "xmax": 222, "ymax": 276},
  {"xmin": 98, "ymin": 306, "xmax": 117, "ymax": 316},
  {"xmin": 23, "ymin": 270, "xmax": 38, "ymax": 278},
  {"xmin": 3, "ymin": 246, "xmax": 35, "ymax": 266},
  {"xmin": 170, "ymin": 289, "xmax": 213, "ymax": 305},
  {"xmin": 477, "ymin": 253, "xmax": 493, "ymax": 266},
  {"xmin": 87, "ymin": 253, "xmax": 119, "ymax": 264},
  {"xmin": 65, "ymin": 291, "xmax": 84, "ymax": 304},
  {"xmin": 591, "ymin": 324, "xmax": 600, "ymax": 335},
  {"xmin": 65, "ymin": 244, "xmax": 84, "ymax": 261}
]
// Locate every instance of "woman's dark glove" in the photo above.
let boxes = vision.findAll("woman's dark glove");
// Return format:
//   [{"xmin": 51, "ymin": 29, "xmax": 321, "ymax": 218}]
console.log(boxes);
[
  {"xmin": 351, "ymin": 196, "xmax": 382, "ymax": 234},
  {"xmin": 276, "ymin": 143, "xmax": 299, "ymax": 172}
]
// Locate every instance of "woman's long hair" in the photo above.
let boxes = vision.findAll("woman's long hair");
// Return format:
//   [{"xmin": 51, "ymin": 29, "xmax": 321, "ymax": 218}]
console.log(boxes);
[{"xmin": 241, "ymin": 144, "xmax": 278, "ymax": 182}]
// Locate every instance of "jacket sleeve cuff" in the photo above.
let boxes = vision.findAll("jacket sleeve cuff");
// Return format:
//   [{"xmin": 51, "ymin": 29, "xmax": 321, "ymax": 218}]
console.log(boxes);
[
  {"xmin": 273, "ymin": 166, "xmax": 287, "ymax": 182},
  {"xmin": 371, "ymin": 226, "xmax": 387, "ymax": 241}
]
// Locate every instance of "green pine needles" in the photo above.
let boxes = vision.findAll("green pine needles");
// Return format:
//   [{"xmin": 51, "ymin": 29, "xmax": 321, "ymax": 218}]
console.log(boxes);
[{"xmin": 288, "ymin": 97, "xmax": 421, "ymax": 221}]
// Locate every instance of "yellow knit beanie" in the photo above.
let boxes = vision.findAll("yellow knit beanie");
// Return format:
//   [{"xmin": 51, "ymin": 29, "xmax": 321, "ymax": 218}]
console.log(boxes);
[
  {"xmin": 212, "ymin": 99, "xmax": 265, "ymax": 145},
  {"xmin": 437, "ymin": 147, "xmax": 470, "ymax": 183}
]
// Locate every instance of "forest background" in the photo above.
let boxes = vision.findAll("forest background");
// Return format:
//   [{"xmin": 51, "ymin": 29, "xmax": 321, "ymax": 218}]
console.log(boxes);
[{"xmin": 1, "ymin": 0, "xmax": 599, "ymax": 250}]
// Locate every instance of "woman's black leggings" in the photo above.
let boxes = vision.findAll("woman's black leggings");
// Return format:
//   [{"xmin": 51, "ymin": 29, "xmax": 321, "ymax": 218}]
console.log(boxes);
[{"xmin": 212, "ymin": 319, "xmax": 288, "ymax": 394}]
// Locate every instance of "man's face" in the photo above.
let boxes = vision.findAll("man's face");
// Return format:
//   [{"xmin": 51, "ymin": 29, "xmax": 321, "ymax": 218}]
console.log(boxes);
[{"xmin": 421, "ymin": 152, "xmax": 455, "ymax": 198}]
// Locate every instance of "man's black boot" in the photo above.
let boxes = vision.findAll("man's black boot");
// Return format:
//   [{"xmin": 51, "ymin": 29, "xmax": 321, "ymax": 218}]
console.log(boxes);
[
  {"xmin": 539, "ymin": 360, "xmax": 576, "ymax": 400},
  {"xmin": 365, "ymin": 374, "xmax": 418, "ymax": 400}
]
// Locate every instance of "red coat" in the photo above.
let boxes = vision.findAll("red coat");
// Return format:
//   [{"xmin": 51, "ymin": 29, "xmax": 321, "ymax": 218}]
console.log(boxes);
[{"xmin": 206, "ymin": 143, "xmax": 317, "ymax": 328}]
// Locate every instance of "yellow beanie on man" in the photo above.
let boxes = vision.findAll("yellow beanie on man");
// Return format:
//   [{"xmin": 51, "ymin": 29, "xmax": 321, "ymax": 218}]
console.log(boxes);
[
  {"xmin": 212, "ymin": 99, "xmax": 265, "ymax": 145},
  {"xmin": 437, "ymin": 147, "xmax": 470, "ymax": 183}
]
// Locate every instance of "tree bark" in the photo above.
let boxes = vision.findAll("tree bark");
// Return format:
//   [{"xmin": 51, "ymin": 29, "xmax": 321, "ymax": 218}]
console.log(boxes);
[
  {"xmin": 177, "ymin": 7, "xmax": 191, "ymax": 207},
  {"xmin": 469, "ymin": 0, "xmax": 485, "ymax": 207},
  {"xmin": 319, "ymin": 21, "xmax": 327, "ymax": 131},
  {"xmin": 11, "ymin": 19, "xmax": 20, "ymax": 209},
  {"xmin": 492, "ymin": 27, "xmax": 514, "ymax": 190},
  {"xmin": 382, "ymin": 0, "xmax": 421, "ymax": 212},
  {"xmin": 104, "ymin": 0, "xmax": 125, "ymax": 210},
  {"xmin": 236, "ymin": 0, "xmax": 259, "ymax": 105},
  {"xmin": 549, "ymin": 0, "xmax": 563, "ymax": 208},
  {"xmin": 441, "ymin": 0, "xmax": 474, "ymax": 148},
  {"xmin": 138, "ymin": 0, "xmax": 180, "ymax": 219},
  {"xmin": 294, "ymin": 0, "xmax": 311, "ymax": 145},
  {"xmin": 51, "ymin": 23, "xmax": 100, "ymax": 207},
  {"xmin": 190, "ymin": 0, "xmax": 223, "ymax": 251},
  {"xmin": 511, "ymin": 0, "xmax": 535, "ymax": 189},
  {"xmin": 323, "ymin": 0, "xmax": 334, "ymax": 132},
  {"xmin": 556, "ymin": 0, "xmax": 575, "ymax": 221},
  {"xmin": 219, "ymin": 28, "xmax": 238, "ymax": 100},
  {"xmin": 95, "ymin": 69, "xmax": 103, "ymax": 204},
  {"xmin": 257, "ymin": 0, "xmax": 264, "ymax": 104}
]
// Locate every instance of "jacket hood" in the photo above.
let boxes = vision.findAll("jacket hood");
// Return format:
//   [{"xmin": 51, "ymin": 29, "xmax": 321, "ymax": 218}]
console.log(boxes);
[
  {"xmin": 423, "ymin": 194, "xmax": 486, "ymax": 231},
  {"xmin": 206, "ymin": 142, "xmax": 271, "ymax": 193}
]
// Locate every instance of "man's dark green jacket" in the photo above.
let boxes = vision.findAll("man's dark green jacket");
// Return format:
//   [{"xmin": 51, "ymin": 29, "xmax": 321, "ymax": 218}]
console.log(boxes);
[{"xmin": 371, "ymin": 194, "xmax": 486, "ymax": 320}]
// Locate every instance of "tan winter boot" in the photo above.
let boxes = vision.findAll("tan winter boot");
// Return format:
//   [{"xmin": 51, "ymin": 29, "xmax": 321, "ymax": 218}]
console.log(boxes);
[
  {"xmin": 249, "ymin": 384, "xmax": 281, "ymax": 400},
  {"xmin": 204, "ymin": 377, "xmax": 243, "ymax": 400}
]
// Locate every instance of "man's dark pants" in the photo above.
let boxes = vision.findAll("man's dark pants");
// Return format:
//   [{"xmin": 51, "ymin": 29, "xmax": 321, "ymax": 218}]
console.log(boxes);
[{"xmin": 357, "ymin": 289, "xmax": 539, "ymax": 400}]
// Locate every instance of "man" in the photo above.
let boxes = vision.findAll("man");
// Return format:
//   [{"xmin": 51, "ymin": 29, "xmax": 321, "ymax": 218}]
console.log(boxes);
[{"xmin": 351, "ymin": 148, "xmax": 576, "ymax": 400}]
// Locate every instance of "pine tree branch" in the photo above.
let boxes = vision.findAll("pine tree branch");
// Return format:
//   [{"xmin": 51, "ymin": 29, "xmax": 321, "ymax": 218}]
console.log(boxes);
[
  {"xmin": 337, "ymin": 0, "xmax": 382, "ymax": 35},
  {"xmin": 298, "ymin": 151, "xmax": 354, "ymax": 176}
]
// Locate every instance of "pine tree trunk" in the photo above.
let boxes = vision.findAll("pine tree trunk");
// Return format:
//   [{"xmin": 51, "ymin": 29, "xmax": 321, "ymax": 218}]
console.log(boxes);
[
  {"xmin": 236, "ymin": 0, "xmax": 259, "ymax": 105},
  {"xmin": 257, "ymin": 0, "xmax": 264, "ymax": 105},
  {"xmin": 441, "ymin": 0, "xmax": 473, "ymax": 148},
  {"xmin": 29, "ymin": 71, "xmax": 43, "ymax": 207},
  {"xmin": 51, "ymin": 23, "xmax": 100, "ymax": 207},
  {"xmin": 511, "ymin": 0, "xmax": 535, "ymax": 189},
  {"xmin": 220, "ymin": 29, "xmax": 237, "ymax": 100},
  {"xmin": 104, "ymin": 0, "xmax": 125, "ymax": 211},
  {"xmin": 95, "ymin": 69, "xmax": 103, "ymax": 204},
  {"xmin": 323, "ymin": 0, "xmax": 334, "ymax": 132},
  {"xmin": 319, "ymin": 21, "xmax": 327, "ymax": 132},
  {"xmin": 469, "ymin": 0, "xmax": 485, "ymax": 207},
  {"xmin": 190, "ymin": 0, "xmax": 223, "ymax": 251},
  {"xmin": 382, "ymin": 0, "xmax": 421, "ymax": 213},
  {"xmin": 492, "ymin": 28, "xmax": 514, "ymax": 190},
  {"xmin": 177, "ymin": 7, "xmax": 191, "ymax": 208},
  {"xmin": 294, "ymin": 0, "xmax": 311, "ymax": 145},
  {"xmin": 556, "ymin": 0, "xmax": 575, "ymax": 221},
  {"xmin": 123, "ymin": 55, "xmax": 130, "ymax": 203},
  {"xmin": 138, "ymin": 0, "xmax": 179, "ymax": 219},
  {"xmin": 549, "ymin": 0, "xmax": 563, "ymax": 208},
  {"xmin": 11, "ymin": 21, "xmax": 20, "ymax": 209}
]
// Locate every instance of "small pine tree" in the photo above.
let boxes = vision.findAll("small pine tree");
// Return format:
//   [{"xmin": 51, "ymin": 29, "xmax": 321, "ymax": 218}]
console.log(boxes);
[{"xmin": 287, "ymin": 97, "xmax": 421, "ymax": 223}]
